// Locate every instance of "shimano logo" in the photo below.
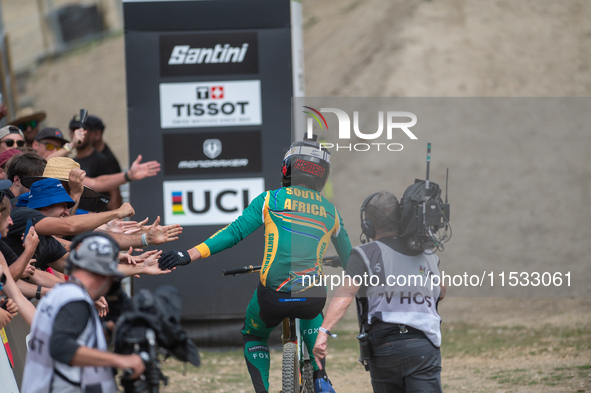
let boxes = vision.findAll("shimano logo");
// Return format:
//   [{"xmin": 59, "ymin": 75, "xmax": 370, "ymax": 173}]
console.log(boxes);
[{"xmin": 168, "ymin": 44, "xmax": 249, "ymax": 65}]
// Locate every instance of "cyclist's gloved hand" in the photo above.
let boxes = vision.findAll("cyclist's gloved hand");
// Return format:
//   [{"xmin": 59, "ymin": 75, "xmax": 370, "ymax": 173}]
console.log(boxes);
[{"xmin": 159, "ymin": 250, "xmax": 191, "ymax": 270}]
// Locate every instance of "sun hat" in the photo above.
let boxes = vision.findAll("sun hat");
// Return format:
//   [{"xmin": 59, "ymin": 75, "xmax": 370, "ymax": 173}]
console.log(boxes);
[
  {"xmin": 9, "ymin": 108, "xmax": 46, "ymax": 127},
  {"xmin": 15, "ymin": 192, "xmax": 29, "ymax": 207},
  {"xmin": 0, "ymin": 125, "xmax": 25, "ymax": 141},
  {"xmin": 20, "ymin": 157, "xmax": 99, "ymax": 198},
  {"xmin": 27, "ymin": 178, "xmax": 75, "ymax": 210}
]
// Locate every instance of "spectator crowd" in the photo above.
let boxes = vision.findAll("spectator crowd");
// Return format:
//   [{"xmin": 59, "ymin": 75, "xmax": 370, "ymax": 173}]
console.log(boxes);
[{"xmin": 0, "ymin": 106, "xmax": 176, "ymax": 347}]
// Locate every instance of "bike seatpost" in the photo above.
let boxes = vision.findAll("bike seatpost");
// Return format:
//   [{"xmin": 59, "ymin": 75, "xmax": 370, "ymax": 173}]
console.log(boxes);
[{"xmin": 289, "ymin": 317, "xmax": 298, "ymax": 342}]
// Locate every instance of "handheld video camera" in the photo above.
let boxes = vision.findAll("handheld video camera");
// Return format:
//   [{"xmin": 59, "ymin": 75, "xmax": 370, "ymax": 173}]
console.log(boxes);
[
  {"xmin": 399, "ymin": 143, "xmax": 451, "ymax": 252},
  {"xmin": 114, "ymin": 286, "xmax": 200, "ymax": 393}
]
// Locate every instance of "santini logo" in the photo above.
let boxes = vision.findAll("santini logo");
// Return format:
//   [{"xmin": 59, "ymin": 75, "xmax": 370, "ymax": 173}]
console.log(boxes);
[
  {"xmin": 168, "ymin": 44, "xmax": 249, "ymax": 65},
  {"xmin": 303, "ymin": 106, "xmax": 418, "ymax": 152},
  {"xmin": 159, "ymin": 32, "xmax": 258, "ymax": 77}
]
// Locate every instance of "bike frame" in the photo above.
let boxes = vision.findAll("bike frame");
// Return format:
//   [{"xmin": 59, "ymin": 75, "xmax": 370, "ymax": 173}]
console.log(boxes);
[{"xmin": 222, "ymin": 255, "xmax": 341, "ymax": 393}]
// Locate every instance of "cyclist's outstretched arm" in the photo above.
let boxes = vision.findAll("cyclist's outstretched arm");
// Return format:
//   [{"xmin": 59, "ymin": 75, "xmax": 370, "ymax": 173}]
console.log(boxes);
[{"xmin": 159, "ymin": 192, "xmax": 268, "ymax": 269}]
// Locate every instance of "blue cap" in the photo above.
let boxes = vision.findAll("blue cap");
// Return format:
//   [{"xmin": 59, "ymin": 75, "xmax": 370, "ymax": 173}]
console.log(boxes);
[
  {"xmin": 28, "ymin": 178, "xmax": 75, "ymax": 210},
  {"xmin": 16, "ymin": 192, "xmax": 29, "ymax": 207}
]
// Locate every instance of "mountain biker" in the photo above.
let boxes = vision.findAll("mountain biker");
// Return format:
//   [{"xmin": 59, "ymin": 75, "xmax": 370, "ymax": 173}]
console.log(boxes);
[{"xmin": 159, "ymin": 137, "xmax": 352, "ymax": 393}]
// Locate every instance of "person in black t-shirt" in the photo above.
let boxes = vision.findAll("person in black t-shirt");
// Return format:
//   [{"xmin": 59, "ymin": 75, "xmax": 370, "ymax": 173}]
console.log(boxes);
[
  {"xmin": 70, "ymin": 115, "xmax": 122, "ymax": 210},
  {"xmin": 70, "ymin": 129, "xmax": 114, "ymax": 212}
]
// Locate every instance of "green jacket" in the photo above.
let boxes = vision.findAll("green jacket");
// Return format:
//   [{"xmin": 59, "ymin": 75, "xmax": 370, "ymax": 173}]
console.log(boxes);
[{"xmin": 196, "ymin": 185, "xmax": 352, "ymax": 293}]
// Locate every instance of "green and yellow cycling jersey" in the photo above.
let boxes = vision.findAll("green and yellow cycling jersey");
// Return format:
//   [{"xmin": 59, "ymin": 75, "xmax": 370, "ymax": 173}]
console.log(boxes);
[{"xmin": 195, "ymin": 185, "xmax": 352, "ymax": 293}]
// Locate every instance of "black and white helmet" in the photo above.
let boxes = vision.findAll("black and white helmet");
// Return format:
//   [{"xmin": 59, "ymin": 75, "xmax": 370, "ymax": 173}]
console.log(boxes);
[
  {"xmin": 281, "ymin": 137, "xmax": 331, "ymax": 192},
  {"xmin": 66, "ymin": 232, "xmax": 124, "ymax": 277}
]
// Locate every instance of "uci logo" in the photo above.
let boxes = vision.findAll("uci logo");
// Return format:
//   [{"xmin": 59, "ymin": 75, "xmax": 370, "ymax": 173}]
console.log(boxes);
[
  {"xmin": 303, "ymin": 106, "xmax": 418, "ymax": 152},
  {"xmin": 164, "ymin": 178, "xmax": 264, "ymax": 226}
]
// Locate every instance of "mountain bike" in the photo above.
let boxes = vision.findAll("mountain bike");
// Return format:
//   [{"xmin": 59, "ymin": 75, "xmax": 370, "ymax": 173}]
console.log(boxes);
[{"xmin": 222, "ymin": 256, "xmax": 341, "ymax": 393}]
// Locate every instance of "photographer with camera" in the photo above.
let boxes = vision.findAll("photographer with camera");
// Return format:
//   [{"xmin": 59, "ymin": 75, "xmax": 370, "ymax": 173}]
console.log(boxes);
[
  {"xmin": 313, "ymin": 191, "xmax": 446, "ymax": 393},
  {"xmin": 22, "ymin": 232, "xmax": 145, "ymax": 393}
]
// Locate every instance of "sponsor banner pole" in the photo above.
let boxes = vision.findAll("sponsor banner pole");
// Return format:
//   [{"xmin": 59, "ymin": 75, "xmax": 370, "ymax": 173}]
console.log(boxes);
[{"xmin": 124, "ymin": 0, "xmax": 295, "ymax": 329}]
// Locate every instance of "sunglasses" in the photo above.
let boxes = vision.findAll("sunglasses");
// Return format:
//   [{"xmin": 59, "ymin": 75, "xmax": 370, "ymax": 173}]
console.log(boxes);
[
  {"xmin": 39, "ymin": 141, "xmax": 62, "ymax": 151},
  {"xmin": 17, "ymin": 120, "xmax": 38, "ymax": 131},
  {"xmin": 1, "ymin": 139, "xmax": 25, "ymax": 148}
]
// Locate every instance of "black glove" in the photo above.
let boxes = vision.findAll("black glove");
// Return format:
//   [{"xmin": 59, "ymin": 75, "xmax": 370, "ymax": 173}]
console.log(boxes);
[{"xmin": 159, "ymin": 250, "xmax": 191, "ymax": 270}]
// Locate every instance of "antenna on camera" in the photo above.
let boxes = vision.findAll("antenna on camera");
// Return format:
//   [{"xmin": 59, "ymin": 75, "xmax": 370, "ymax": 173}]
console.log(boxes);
[
  {"xmin": 425, "ymin": 142, "xmax": 431, "ymax": 194},
  {"xmin": 445, "ymin": 168, "xmax": 449, "ymax": 205}
]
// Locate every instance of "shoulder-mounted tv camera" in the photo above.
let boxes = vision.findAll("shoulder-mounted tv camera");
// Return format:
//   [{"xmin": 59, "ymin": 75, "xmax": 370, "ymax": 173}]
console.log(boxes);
[{"xmin": 399, "ymin": 143, "xmax": 451, "ymax": 252}]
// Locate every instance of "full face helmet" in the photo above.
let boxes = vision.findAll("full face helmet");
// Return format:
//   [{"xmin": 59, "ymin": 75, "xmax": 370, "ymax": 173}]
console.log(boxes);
[{"xmin": 281, "ymin": 136, "xmax": 331, "ymax": 192}]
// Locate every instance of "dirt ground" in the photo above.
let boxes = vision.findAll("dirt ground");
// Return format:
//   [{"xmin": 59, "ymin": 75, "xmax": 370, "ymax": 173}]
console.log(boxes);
[{"xmin": 16, "ymin": 0, "xmax": 591, "ymax": 391}]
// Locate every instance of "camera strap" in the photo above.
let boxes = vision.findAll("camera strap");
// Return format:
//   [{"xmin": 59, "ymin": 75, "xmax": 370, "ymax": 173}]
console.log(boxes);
[{"xmin": 355, "ymin": 296, "xmax": 370, "ymax": 372}]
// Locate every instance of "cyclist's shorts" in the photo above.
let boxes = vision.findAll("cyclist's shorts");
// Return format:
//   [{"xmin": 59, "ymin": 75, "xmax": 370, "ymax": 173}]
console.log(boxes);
[{"xmin": 257, "ymin": 282, "xmax": 326, "ymax": 327}]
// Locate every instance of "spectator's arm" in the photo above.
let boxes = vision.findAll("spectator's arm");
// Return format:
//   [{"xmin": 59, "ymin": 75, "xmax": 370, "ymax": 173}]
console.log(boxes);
[
  {"xmin": 83, "ymin": 155, "xmax": 160, "ymax": 193},
  {"xmin": 28, "ymin": 268, "xmax": 65, "ymax": 287},
  {"xmin": 8, "ymin": 228, "xmax": 38, "ymax": 280},
  {"xmin": 0, "ymin": 254, "xmax": 35, "ymax": 325},
  {"xmin": 106, "ymin": 188, "xmax": 122, "ymax": 210},
  {"xmin": 67, "ymin": 168, "xmax": 86, "ymax": 216},
  {"xmin": 46, "ymin": 253, "xmax": 68, "ymax": 273},
  {"xmin": 0, "ymin": 308, "xmax": 12, "ymax": 328},
  {"xmin": 33, "ymin": 203, "xmax": 135, "ymax": 237},
  {"xmin": 16, "ymin": 280, "xmax": 50, "ymax": 299},
  {"xmin": 47, "ymin": 129, "xmax": 86, "ymax": 159},
  {"xmin": 98, "ymin": 216, "xmax": 182, "ymax": 249}
]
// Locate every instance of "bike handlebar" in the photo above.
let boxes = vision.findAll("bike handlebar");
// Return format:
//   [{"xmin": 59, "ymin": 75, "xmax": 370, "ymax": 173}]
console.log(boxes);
[
  {"xmin": 222, "ymin": 265, "xmax": 262, "ymax": 276},
  {"xmin": 222, "ymin": 255, "xmax": 342, "ymax": 276}
]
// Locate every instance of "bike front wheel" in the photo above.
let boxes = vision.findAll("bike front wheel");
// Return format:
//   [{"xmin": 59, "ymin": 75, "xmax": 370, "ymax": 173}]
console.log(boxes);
[{"xmin": 282, "ymin": 342, "xmax": 300, "ymax": 393}]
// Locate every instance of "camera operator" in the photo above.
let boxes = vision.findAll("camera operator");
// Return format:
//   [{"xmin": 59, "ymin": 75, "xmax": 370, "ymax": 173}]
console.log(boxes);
[
  {"xmin": 22, "ymin": 232, "xmax": 145, "ymax": 393},
  {"xmin": 314, "ymin": 191, "xmax": 446, "ymax": 393}
]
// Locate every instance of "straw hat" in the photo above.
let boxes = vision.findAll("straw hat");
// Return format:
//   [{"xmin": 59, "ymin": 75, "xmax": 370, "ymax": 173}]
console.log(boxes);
[
  {"xmin": 9, "ymin": 107, "xmax": 46, "ymax": 127},
  {"xmin": 20, "ymin": 157, "xmax": 98, "ymax": 198}
]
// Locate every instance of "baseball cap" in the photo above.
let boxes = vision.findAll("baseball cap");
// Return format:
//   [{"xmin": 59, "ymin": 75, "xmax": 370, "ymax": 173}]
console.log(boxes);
[
  {"xmin": 0, "ymin": 179, "xmax": 12, "ymax": 191},
  {"xmin": 27, "ymin": 178, "xmax": 75, "ymax": 210},
  {"xmin": 0, "ymin": 149, "xmax": 22, "ymax": 168},
  {"xmin": 0, "ymin": 125, "xmax": 25, "ymax": 141},
  {"xmin": 69, "ymin": 115, "xmax": 105, "ymax": 131},
  {"xmin": 35, "ymin": 127, "xmax": 69, "ymax": 144},
  {"xmin": 68, "ymin": 232, "xmax": 124, "ymax": 277}
]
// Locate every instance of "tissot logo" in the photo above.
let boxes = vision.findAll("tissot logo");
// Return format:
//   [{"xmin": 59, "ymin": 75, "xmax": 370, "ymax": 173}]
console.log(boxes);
[
  {"xmin": 196, "ymin": 86, "xmax": 224, "ymax": 100},
  {"xmin": 303, "ymin": 106, "xmax": 418, "ymax": 152},
  {"xmin": 160, "ymin": 32, "xmax": 258, "ymax": 77},
  {"xmin": 163, "ymin": 178, "xmax": 265, "ymax": 226},
  {"xmin": 159, "ymin": 81, "xmax": 262, "ymax": 128}
]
